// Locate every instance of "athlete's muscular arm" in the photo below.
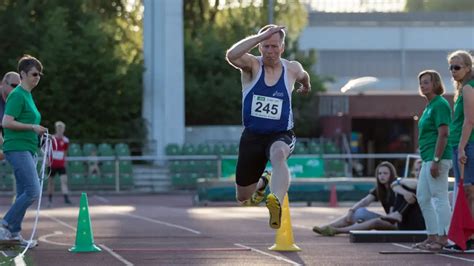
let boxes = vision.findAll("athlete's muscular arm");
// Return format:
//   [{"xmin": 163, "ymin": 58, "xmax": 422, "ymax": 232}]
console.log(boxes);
[
  {"xmin": 226, "ymin": 26, "xmax": 285, "ymax": 72},
  {"xmin": 292, "ymin": 61, "xmax": 311, "ymax": 95}
]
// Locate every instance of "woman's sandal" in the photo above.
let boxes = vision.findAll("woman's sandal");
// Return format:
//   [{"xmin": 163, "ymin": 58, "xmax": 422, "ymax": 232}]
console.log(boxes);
[
  {"xmin": 412, "ymin": 239, "xmax": 434, "ymax": 249},
  {"xmin": 423, "ymin": 241, "xmax": 447, "ymax": 252}
]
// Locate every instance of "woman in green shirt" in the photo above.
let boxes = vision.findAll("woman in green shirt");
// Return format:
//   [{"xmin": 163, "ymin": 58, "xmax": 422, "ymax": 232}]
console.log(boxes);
[
  {"xmin": 447, "ymin": 50, "xmax": 474, "ymax": 251},
  {"xmin": 0, "ymin": 55, "xmax": 47, "ymax": 247},
  {"xmin": 415, "ymin": 70, "xmax": 452, "ymax": 251}
]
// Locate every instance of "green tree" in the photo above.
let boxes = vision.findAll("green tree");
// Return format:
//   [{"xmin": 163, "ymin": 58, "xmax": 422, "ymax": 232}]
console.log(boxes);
[
  {"xmin": 405, "ymin": 0, "xmax": 474, "ymax": 11},
  {"xmin": 184, "ymin": 0, "xmax": 326, "ymax": 137},
  {"xmin": 0, "ymin": 0, "xmax": 144, "ymax": 144}
]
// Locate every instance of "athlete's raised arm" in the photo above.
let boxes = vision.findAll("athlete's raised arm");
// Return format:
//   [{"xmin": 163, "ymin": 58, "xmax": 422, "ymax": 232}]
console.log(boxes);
[{"xmin": 226, "ymin": 25, "xmax": 285, "ymax": 73}]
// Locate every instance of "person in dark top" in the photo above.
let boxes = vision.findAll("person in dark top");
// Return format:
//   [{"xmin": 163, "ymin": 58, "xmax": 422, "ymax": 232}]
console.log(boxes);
[
  {"xmin": 384, "ymin": 177, "xmax": 426, "ymax": 231},
  {"xmin": 313, "ymin": 161, "xmax": 425, "ymax": 236}
]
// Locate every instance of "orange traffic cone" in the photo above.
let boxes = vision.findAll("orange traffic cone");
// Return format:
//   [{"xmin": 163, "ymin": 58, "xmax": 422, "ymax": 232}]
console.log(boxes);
[
  {"xmin": 268, "ymin": 194, "xmax": 301, "ymax": 251},
  {"xmin": 329, "ymin": 184, "xmax": 338, "ymax": 207}
]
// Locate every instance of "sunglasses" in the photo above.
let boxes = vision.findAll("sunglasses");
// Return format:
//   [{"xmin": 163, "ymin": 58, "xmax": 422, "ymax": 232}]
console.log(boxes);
[
  {"xmin": 8, "ymin": 83, "xmax": 18, "ymax": 88},
  {"xmin": 449, "ymin": 65, "xmax": 462, "ymax": 71},
  {"xmin": 30, "ymin": 72, "xmax": 43, "ymax": 77}
]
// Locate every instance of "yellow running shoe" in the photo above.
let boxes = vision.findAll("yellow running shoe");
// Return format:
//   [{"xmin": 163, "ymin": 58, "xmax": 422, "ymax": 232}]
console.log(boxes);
[
  {"xmin": 243, "ymin": 171, "xmax": 271, "ymax": 206},
  {"xmin": 266, "ymin": 193, "xmax": 281, "ymax": 229}
]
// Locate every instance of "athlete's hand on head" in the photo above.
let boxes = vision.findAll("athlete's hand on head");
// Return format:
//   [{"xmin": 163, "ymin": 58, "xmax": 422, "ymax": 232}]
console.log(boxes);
[
  {"xmin": 261, "ymin": 25, "xmax": 286, "ymax": 40},
  {"xmin": 296, "ymin": 83, "xmax": 311, "ymax": 95}
]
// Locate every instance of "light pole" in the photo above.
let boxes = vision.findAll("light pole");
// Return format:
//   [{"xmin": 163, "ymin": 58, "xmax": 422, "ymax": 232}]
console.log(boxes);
[{"xmin": 268, "ymin": 0, "xmax": 274, "ymax": 24}]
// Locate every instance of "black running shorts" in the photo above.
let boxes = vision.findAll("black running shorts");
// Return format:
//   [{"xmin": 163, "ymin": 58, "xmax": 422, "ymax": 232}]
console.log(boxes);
[
  {"xmin": 235, "ymin": 128, "xmax": 295, "ymax": 186},
  {"xmin": 50, "ymin": 167, "xmax": 66, "ymax": 177}
]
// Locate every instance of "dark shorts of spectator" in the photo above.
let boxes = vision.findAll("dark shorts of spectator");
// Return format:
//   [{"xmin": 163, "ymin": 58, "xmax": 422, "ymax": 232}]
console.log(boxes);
[{"xmin": 49, "ymin": 167, "xmax": 66, "ymax": 177}]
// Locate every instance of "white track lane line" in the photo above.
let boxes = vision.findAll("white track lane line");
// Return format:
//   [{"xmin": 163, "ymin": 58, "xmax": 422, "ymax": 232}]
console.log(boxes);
[
  {"xmin": 234, "ymin": 243, "xmax": 302, "ymax": 266},
  {"xmin": 93, "ymin": 195, "xmax": 110, "ymax": 203},
  {"xmin": 43, "ymin": 213, "xmax": 76, "ymax": 231},
  {"xmin": 13, "ymin": 255, "xmax": 26, "ymax": 266},
  {"xmin": 99, "ymin": 244, "xmax": 134, "ymax": 266},
  {"xmin": 237, "ymin": 216, "xmax": 312, "ymax": 230},
  {"xmin": 392, "ymin": 243, "xmax": 474, "ymax": 263},
  {"xmin": 44, "ymin": 204, "xmax": 200, "ymax": 235},
  {"xmin": 116, "ymin": 212, "xmax": 201, "ymax": 235},
  {"xmin": 38, "ymin": 231, "xmax": 70, "ymax": 246},
  {"xmin": 43, "ymin": 213, "xmax": 133, "ymax": 266}
]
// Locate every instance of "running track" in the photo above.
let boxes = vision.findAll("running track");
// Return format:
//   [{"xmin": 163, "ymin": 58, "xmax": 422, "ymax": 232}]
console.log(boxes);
[{"xmin": 0, "ymin": 194, "xmax": 472, "ymax": 265}]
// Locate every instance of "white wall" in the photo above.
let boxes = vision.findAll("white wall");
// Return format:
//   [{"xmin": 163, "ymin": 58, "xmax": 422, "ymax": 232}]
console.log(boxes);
[
  {"xmin": 300, "ymin": 26, "xmax": 474, "ymax": 51},
  {"xmin": 299, "ymin": 24, "xmax": 474, "ymax": 92}
]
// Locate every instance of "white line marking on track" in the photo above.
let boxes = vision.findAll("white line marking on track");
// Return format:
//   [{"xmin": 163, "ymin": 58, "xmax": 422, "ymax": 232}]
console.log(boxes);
[
  {"xmin": 38, "ymin": 231, "xmax": 71, "ymax": 246},
  {"xmin": 234, "ymin": 243, "xmax": 302, "ymax": 266},
  {"xmin": 43, "ymin": 213, "xmax": 76, "ymax": 231},
  {"xmin": 44, "ymin": 213, "xmax": 134, "ymax": 266},
  {"xmin": 238, "ymin": 217, "xmax": 312, "ymax": 230},
  {"xmin": 392, "ymin": 243, "xmax": 474, "ymax": 263},
  {"xmin": 93, "ymin": 195, "xmax": 110, "ymax": 203},
  {"xmin": 99, "ymin": 244, "xmax": 134, "ymax": 266},
  {"xmin": 117, "ymin": 213, "xmax": 201, "ymax": 235},
  {"xmin": 292, "ymin": 223, "xmax": 312, "ymax": 230},
  {"xmin": 13, "ymin": 254, "xmax": 26, "ymax": 266}
]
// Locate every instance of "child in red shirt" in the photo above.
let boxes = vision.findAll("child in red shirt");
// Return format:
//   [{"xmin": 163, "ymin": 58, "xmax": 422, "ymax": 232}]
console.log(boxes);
[{"xmin": 48, "ymin": 121, "xmax": 72, "ymax": 205}]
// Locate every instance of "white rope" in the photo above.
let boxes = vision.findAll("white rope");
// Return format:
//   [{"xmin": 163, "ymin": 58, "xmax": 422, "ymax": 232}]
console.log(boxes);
[{"xmin": 15, "ymin": 131, "xmax": 54, "ymax": 259}]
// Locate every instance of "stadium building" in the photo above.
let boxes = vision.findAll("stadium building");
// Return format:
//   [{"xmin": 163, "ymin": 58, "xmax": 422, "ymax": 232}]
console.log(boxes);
[{"xmin": 299, "ymin": 11, "xmax": 474, "ymax": 156}]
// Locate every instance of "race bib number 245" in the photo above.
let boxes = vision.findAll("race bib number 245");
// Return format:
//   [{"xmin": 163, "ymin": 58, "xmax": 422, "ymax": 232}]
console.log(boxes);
[{"xmin": 251, "ymin": 95, "xmax": 283, "ymax": 120}]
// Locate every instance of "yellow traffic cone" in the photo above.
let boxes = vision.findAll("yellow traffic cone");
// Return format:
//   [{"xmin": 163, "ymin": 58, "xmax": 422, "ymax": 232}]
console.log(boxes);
[
  {"xmin": 69, "ymin": 192, "xmax": 101, "ymax": 253},
  {"xmin": 268, "ymin": 194, "xmax": 301, "ymax": 251}
]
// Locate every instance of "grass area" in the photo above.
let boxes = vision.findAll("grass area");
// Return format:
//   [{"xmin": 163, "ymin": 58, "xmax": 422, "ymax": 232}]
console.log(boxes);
[{"xmin": 0, "ymin": 248, "xmax": 34, "ymax": 265}]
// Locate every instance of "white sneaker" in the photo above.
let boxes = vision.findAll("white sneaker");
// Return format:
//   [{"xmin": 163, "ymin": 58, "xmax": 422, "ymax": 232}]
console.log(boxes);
[
  {"xmin": 11, "ymin": 234, "xmax": 38, "ymax": 248},
  {"xmin": 0, "ymin": 226, "xmax": 12, "ymax": 240}
]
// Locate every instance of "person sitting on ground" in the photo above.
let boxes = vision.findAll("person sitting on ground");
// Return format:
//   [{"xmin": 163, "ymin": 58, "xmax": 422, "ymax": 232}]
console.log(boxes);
[{"xmin": 312, "ymin": 161, "xmax": 425, "ymax": 236}]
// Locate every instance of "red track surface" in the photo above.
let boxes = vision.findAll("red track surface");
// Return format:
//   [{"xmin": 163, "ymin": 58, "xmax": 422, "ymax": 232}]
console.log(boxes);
[{"xmin": 0, "ymin": 194, "xmax": 473, "ymax": 265}]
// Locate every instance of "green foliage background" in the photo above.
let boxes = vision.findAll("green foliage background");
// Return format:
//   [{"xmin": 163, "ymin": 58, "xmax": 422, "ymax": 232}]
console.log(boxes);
[
  {"xmin": 0, "ymin": 0, "xmax": 470, "ymax": 145},
  {"xmin": 0, "ymin": 0, "xmax": 327, "ymax": 145},
  {"xmin": 0, "ymin": 0, "xmax": 144, "ymax": 143}
]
